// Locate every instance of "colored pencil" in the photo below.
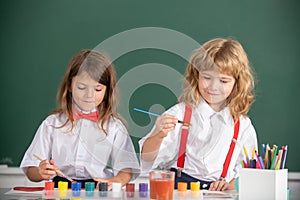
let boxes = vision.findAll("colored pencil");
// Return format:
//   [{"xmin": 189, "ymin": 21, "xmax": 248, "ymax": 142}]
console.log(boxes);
[
  {"xmin": 280, "ymin": 145, "xmax": 288, "ymax": 169},
  {"xmin": 270, "ymin": 145, "xmax": 278, "ymax": 169},
  {"xmin": 243, "ymin": 146, "xmax": 250, "ymax": 166}
]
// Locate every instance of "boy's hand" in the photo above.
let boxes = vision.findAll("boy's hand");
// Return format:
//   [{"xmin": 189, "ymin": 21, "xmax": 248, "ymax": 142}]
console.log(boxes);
[
  {"xmin": 209, "ymin": 180, "xmax": 234, "ymax": 191},
  {"xmin": 153, "ymin": 114, "xmax": 178, "ymax": 137}
]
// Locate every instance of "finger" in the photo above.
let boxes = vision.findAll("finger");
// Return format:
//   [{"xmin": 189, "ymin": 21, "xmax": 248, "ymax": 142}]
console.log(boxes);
[
  {"xmin": 216, "ymin": 181, "xmax": 226, "ymax": 191},
  {"xmin": 39, "ymin": 169, "xmax": 56, "ymax": 180},
  {"xmin": 162, "ymin": 114, "xmax": 177, "ymax": 119},
  {"xmin": 93, "ymin": 178, "xmax": 108, "ymax": 182},
  {"xmin": 219, "ymin": 182, "xmax": 229, "ymax": 191},
  {"xmin": 209, "ymin": 181, "xmax": 219, "ymax": 191},
  {"xmin": 164, "ymin": 127, "xmax": 176, "ymax": 133},
  {"xmin": 162, "ymin": 122, "xmax": 176, "ymax": 129},
  {"xmin": 161, "ymin": 115, "xmax": 178, "ymax": 123},
  {"xmin": 41, "ymin": 174, "xmax": 52, "ymax": 180},
  {"xmin": 159, "ymin": 115, "xmax": 178, "ymax": 125},
  {"xmin": 49, "ymin": 159, "xmax": 55, "ymax": 165},
  {"xmin": 40, "ymin": 160, "xmax": 56, "ymax": 170},
  {"xmin": 107, "ymin": 182, "xmax": 113, "ymax": 191}
]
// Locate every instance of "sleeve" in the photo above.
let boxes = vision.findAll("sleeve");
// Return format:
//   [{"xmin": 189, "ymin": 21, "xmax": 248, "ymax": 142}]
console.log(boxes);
[
  {"xmin": 232, "ymin": 118, "xmax": 258, "ymax": 179},
  {"xmin": 19, "ymin": 117, "xmax": 53, "ymax": 174},
  {"xmin": 138, "ymin": 104, "xmax": 184, "ymax": 173},
  {"xmin": 110, "ymin": 120, "xmax": 140, "ymax": 181}
]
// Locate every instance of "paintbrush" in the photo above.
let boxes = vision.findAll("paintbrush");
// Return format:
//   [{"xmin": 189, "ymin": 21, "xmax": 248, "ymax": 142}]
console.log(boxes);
[
  {"xmin": 133, "ymin": 108, "xmax": 192, "ymax": 126},
  {"xmin": 33, "ymin": 154, "xmax": 74, "ymax": 182}
]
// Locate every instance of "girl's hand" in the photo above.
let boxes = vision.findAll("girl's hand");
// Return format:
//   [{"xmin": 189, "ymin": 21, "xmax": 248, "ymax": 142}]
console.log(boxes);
[
  {"xmin": 93, "ymin": 178, "xmax": 112, "ymax": 191},
  {"xmin": 94, "ymin": 169, "xmax": 131, "ymax": 191},
  {"xmin": 38, "ymin": 159, "xmax": 58, "ymax": 180},
  {"xmin": 153, "ymin": 114, "xmax": 178, "ymax": 138},
  {"xmin": 209, "ymin": 180, "xmax": 232, "ymax": 191}
]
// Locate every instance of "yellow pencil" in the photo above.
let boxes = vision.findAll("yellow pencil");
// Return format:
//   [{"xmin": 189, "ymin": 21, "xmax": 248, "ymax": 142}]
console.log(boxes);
[
  {"xmin": 275, "ymin": 149, "xmax": 283, "ymax": 170},
  {"xmin": 243, "ymin": 146, "xmax": 250, "ymax": 165},
  {"xmin": 33, "ymin": 154, "xmax": 74, "ymax": 182},
  {"xmin": 252, "ymin": 146, "xmax": 257, "ymax": 160}
]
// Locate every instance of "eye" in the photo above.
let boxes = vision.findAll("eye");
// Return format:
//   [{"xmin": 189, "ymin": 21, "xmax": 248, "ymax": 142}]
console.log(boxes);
[
  {"xmin": 201, "ymin": 75, "xmax": 211, "ymax": 80},
  {"xmin": 220, "ymin": 80, "xmax": 229, "ymax": 83},
  {"xmin": 77, "ymin": 86, "xmax": 86, "ymax": 90},
  {"xmin": 95, "ymin": 86, "xmax": 103, "ymax": 92}
]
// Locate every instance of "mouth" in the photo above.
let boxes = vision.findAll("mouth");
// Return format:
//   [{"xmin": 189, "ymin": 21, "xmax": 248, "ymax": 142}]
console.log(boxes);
[
  {"xmin": 82, "ymin": 100, "xmax": 95, "ymax": 104},
  {"xmin": 207, "ymin": 91, "xmax": 220, "ymax": 96}
]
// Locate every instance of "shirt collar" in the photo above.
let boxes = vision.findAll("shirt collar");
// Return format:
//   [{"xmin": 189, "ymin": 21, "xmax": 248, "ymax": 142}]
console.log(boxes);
[
  {"xmin": 72, "ymin": 103, "xmax": 98, "ymax": 114},
  {"xmin": 195, "ymin": 99, "xmax": 234, "ymax": 126}
]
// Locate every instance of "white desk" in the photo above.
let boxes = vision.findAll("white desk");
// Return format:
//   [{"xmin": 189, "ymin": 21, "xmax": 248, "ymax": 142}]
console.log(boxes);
[{"xmin": 1, "ymin": 188, "xmax": 239, "ymax": 200}]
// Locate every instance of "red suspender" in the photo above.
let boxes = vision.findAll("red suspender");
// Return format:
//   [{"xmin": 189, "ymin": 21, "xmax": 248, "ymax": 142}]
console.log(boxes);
[
  {"xmin": 220, "ymin": 118, "xmax": 240, "ymax": 179},
  {"xmin": 177, "ymin": 105, "xmax": 240, "ymax": 180},
  {"xmin": 176, "ymin": 105, "xmax": 192, "ymax": 176}
]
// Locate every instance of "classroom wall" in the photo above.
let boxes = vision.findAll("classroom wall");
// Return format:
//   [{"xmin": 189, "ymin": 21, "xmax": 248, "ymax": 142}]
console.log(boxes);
[{"xmin": 0, "ymin": 0, "xmax": 299, "ymax": 171}]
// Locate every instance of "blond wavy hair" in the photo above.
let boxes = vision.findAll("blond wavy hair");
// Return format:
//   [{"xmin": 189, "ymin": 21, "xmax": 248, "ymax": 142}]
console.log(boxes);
[
  {"xmin": 52, "ymin": 49, "xmax": 124, "ymax": 134},
  {"xmin": 179, "ymin": 38, "xmax": 255, "ymax": 119}
]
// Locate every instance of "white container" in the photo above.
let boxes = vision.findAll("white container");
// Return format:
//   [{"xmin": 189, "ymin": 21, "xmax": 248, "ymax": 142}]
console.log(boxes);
[{"xmin": 239, "ymin": 168, "xmax": 287, "ymax": 200}]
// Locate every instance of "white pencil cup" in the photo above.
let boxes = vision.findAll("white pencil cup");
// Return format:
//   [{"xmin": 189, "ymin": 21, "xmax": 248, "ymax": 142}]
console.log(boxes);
[{"xmin": 239, "ymin": 168, "xmax": 288, "ymax": 200}]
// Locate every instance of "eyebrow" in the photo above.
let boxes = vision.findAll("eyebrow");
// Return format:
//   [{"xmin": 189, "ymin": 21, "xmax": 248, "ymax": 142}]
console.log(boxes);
[
  {"xmin": 220, "ymin": 76, "xmax": 234, "ymax": 80},
  {"xmin": 201, "ymin": 73, "xmax": 234, "ymax": 80},
  {"xmin": 76, "ymin": 81, "xmax": 103, "ymax": 88}
]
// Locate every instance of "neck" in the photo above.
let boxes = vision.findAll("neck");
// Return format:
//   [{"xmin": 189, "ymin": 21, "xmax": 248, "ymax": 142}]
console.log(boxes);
[{"xmin": 209, "ymin": 102, "xmax": 227, "ymax": 112}]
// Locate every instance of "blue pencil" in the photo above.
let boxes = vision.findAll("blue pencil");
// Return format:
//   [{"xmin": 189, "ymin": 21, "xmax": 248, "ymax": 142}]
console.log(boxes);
[
  {"xmin": 133, "ymin": 108, "xmax": 192, "ymax": 126},
  {"xmin": 262, "ymin": 144, "xmax": 266, "ymax": 158}
]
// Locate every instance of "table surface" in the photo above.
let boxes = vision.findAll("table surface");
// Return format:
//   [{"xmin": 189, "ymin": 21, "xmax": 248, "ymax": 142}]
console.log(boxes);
[
  {"xmin": 1, "ymin": 188, "xmax": 239, "ymax": 200},
  {"xmin": 1, "ymin": 187, "xmax": 298, "ymax": 200}
]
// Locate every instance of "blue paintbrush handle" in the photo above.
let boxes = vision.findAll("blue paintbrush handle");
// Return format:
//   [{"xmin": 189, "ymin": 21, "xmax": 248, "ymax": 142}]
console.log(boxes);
[{"xmin": 133, "ymin": 108, "xmax": 160, "ymax": 117}]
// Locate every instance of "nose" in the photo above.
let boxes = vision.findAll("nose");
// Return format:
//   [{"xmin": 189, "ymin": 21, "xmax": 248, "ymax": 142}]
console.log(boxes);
[
  {"xmin": 86, "ymin": 88, "xmax": 94, "ymax": 98},
  {"xmin": 209, "ymin": 79, "xmax": 219, "ymax": 91}
]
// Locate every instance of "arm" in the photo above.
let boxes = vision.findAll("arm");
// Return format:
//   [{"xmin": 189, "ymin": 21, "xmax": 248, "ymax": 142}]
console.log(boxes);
[
  {"xmin": 26, "ymin": 159, "xmax": 58, "ymax": 182},
  {"xmin": 141, "ymin": 114, "xmax": 178, "ymax": 162},
  {"xmin": 94, "ymin": 168, "xmax": 132, "ymax": 191},
  {"xmin": 209, "ymin": 178, "xmax": 235, "ymax": 191}
]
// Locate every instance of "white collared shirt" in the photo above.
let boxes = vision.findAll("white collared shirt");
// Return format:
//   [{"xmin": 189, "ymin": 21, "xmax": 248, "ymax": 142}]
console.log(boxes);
[
  {"xmin": 139, "ymin": 101, "xmax": 258, "ymax": 182},
  {"xmin": 20, "ymin": 113, "xmax": 140, "ymax": 180}
]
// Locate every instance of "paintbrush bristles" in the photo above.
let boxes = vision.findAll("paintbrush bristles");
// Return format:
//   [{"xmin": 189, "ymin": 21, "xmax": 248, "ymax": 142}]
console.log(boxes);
[{"xmin": 178, "ymin": 120, "xmax": 192, "ymax": 127}]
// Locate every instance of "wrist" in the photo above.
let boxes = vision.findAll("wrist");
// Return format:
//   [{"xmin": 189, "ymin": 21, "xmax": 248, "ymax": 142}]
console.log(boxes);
[{"xmin": 151, "ymin": 129, "xmax": 166, "ymax": 139}]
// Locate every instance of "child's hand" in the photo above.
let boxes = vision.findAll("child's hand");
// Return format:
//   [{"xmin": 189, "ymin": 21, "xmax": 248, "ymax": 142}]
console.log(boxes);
[
  {"xmin": 153, "ymin": 114, "xmax": 178, "ymax": 138},
  {"xmin": 93, "ymin": 178, "xmax": 112, "ymax": 191},
  {"xmin": 209, "ymin": 180, "xmax": 232, "ymax": 191},
  {"xmin": 37, "ymin": 159, "xmax": 58, "ymax": 180}
]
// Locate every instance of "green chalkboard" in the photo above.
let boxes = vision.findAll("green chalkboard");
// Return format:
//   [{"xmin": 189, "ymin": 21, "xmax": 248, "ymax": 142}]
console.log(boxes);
[{"xmin": 1, "ymin": 0, "xmax": 299, "ymax": 172}]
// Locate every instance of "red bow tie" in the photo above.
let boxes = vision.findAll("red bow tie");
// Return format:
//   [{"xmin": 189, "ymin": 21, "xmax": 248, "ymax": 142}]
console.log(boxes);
[{"xmin": 71, "ymin": 109, "xmax": 99, "ymax": 122}]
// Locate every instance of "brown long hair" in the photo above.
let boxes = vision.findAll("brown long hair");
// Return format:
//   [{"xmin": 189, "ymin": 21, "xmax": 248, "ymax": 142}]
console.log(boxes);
[
  {"xmin": 52, "ymin": 49, "xmax": 124, "ymax": 133},
  {"xmin": 179, "ymin": 38, "xmax": 255, "ymax": 119}
]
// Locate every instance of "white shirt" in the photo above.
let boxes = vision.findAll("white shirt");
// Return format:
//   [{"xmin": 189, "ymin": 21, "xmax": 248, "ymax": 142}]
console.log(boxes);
[
  {"xmin": 139, "ymin": 101, "xmax": 258, "ymax": 182},
  {"xmin": 20, "ymin": 113, "xmax": 140, "ymax": 180}
]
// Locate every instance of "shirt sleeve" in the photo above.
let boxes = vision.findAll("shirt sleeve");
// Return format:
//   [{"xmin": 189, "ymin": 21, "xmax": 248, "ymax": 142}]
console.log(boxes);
[
  {"xmin": 110, "ymin": 120, "xmax": 140, "ymax": 181},
  {"xmin": 138, "ymin": 104, "xmax": 184, "ymax": 173},
  {"xmin": 19, "ymin": 116, "xmax": 54, "ymax": 174}
]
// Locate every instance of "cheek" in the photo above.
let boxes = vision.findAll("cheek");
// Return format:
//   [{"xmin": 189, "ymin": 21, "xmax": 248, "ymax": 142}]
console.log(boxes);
[
  {"xmin": 198, "ymin": 79, "xmax": 208, "ymax": 90},
  {"xmin": 72, "ymin": 89, "xmax": 84, "ymax": 99},
  {"xmin": 224, "ymin": 84, "xmax": 235, "ymax": 96},
  {"xmin": 95, "ymin": 92, "xmax": 105, "ymax": 104}
]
